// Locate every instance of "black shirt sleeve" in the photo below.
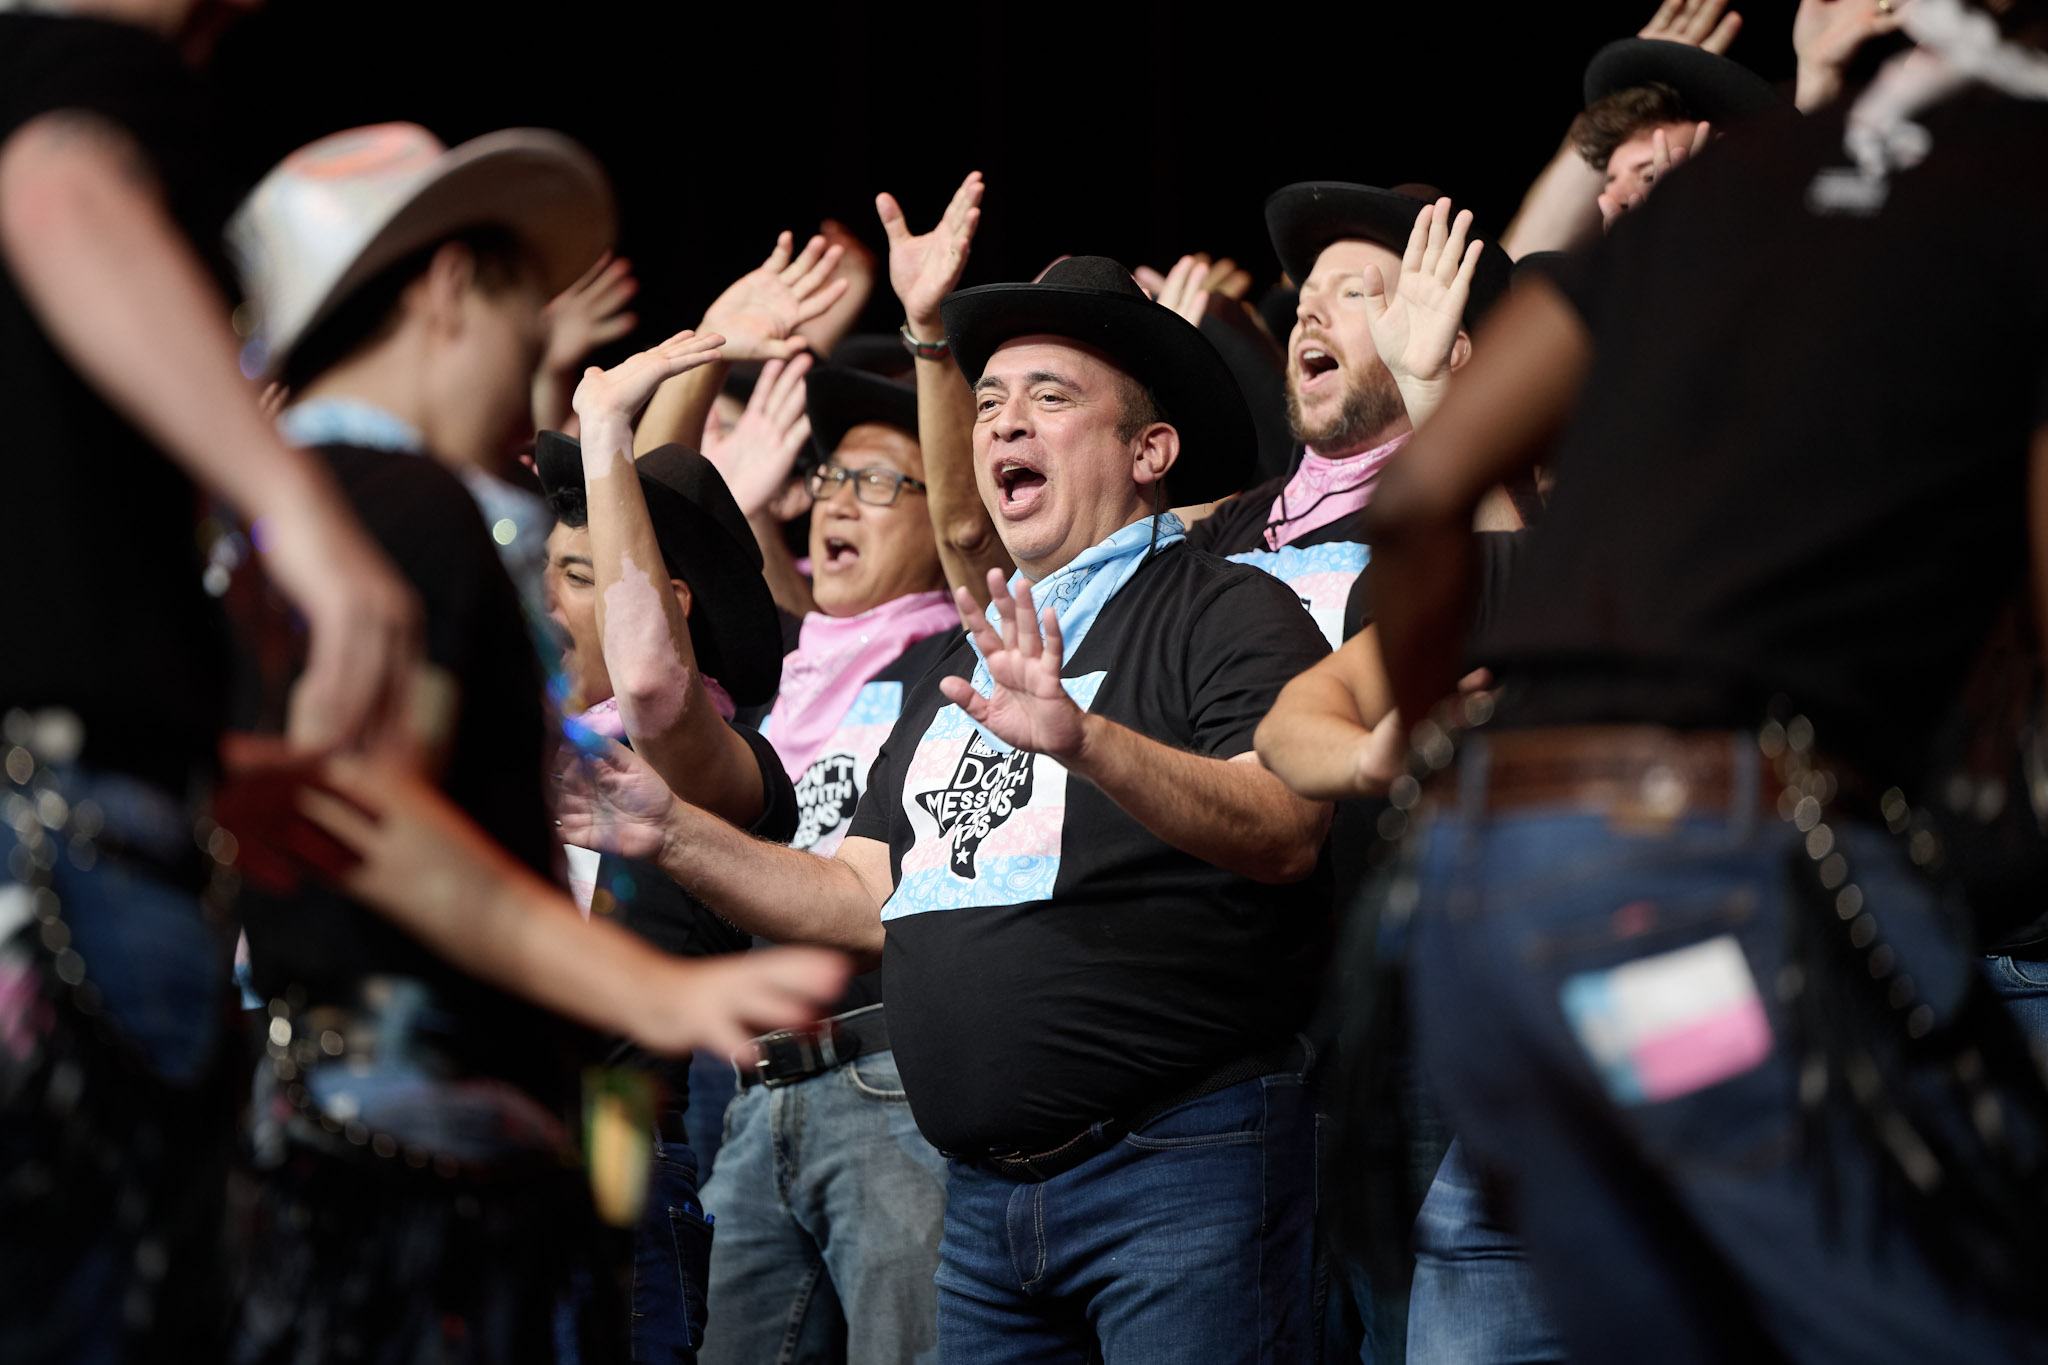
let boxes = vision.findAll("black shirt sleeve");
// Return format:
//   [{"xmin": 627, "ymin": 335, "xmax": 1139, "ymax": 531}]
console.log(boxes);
[
  {"xmin": 1182, "ymin": 565, "xmax": 1331, "ymax": 759},
  {"xmin": 736, "ymin": 721, "xmax": 799, "ymax": 843},
  {"xmin": 846, "ymin": 721, "xmax": 912, "ymax": 849}
]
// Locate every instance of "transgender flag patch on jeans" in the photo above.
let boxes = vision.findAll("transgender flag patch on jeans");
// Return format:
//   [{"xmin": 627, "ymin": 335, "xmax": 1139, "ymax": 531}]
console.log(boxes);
[{"xmin": 1560, "ymin": 934, "xmax": 1774, "ymax": 1105}]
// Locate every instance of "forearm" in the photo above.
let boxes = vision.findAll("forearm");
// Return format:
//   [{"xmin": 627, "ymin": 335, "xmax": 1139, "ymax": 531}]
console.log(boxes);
[
  {"xmin": 1067, "ymin": 716, "xmax": 1330, "ymax": 883},
  {"xmin": 532, "ymin": 363, "xmax": 576, "ymax": 436},
  {"xmin": 652, "ymin": 803, "xmax": 887, "ymax": 964},
  {"xmin": 913, "ymin": 332, "xmax": 1010, "ymax": 603},
  {"xmin": 1498, "ymin": 138, "xmax": 1604, "ymax": 260},
  {"xmin": 752, "ymin": 514, "xmax": 817, "ymax": 618},
  {"xmin": 0, "ymin": 116, "xmax": 341, "ymax": 524},
  {"xmin": 635, "ymin": 361, "xmax": 723, "ymax": 456},
  {"xmin": 1366, "ymin": 282, "xmax": 1590, "ymax": 720},
  {"xmin": 1255, "ymin": 642, "xmax": 1391, "ymax": 801},
  {"xmin": 581, "ymin": 413, "xmax": 763, "ymax": 823}
]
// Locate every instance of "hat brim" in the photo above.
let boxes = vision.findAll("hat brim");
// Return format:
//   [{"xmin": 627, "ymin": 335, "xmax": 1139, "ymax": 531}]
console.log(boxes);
[
  {"xmin": 939, "ymin": 284, "xmax": 1255, "ymax": 506},
  {"xmin": 1264, "ymin": 182, "xmax": 1513, "ymax": 329},
  {"xmin": 265, "ymin": 130, "xmax": 614, "ymax": 375},
  {"xmin": 1582, "ymin": 39, "xmax": 1787, "ymax": 125},
  {"xmin": 532, "ymin": 432, "xmax": 784, "ymax": 706},
  {"xmin": 806, "ymin": 367, "xmax": 919, "ymax": 462}
]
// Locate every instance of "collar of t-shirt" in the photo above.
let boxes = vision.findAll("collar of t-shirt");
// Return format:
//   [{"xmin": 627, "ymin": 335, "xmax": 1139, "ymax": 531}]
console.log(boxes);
[
  {"xmin": 768, "ymin": 589, "xmax": 958, "ymax": 782},
  {"xmin": 1261, "ymin": 431, "xmax": 1411, "ymax": 549},
  {"xmin": 277, "ymin": 396, "xmax": 548, "ymax": 556},
  {"xmin": 964, "ymin": 512, "xmax": 1186, "ymax": 755}
]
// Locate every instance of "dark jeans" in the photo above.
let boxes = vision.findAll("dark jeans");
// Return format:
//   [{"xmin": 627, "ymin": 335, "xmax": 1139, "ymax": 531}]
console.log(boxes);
[
  {"xmin": 1408, "ymin": 732, "xmax": 2048, "ymax": 1365},
  {"xmin": 632, "ymin": 1135, "xmax": 712, "ymax": 1363},
  {"xmin": 935, "ymin": 1062, "xmax": 1317, "ymax": 1364}
]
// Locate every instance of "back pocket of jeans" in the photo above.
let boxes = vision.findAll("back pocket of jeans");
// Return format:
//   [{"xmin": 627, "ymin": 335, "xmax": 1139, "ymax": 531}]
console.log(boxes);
[{"xmin": 668, "ymin": 1202, "xmax": 714, "ymax": 1353}]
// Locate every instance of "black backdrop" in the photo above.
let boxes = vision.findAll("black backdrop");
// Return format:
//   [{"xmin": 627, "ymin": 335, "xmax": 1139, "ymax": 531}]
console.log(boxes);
[{"xmin": 204, "ymin": 0, "xmax": 1802, "ymax": 357}]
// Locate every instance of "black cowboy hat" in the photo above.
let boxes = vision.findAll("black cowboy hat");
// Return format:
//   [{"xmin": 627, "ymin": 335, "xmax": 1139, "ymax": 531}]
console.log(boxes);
[
  {"xmin": 533, "ymin": 431, "xmax": 783, "ymax": 706},
  {"xmin": 1264, "ymin": 182, "xmax": 1515, "ymax": 330},
  {"xmin": 1582, "ymin": 38, "xmax": 1787, "ymax": 125},
  {"xmin": 939, "ymin": 256, "xmax": 1254, "ymax": 505},
  {"xmin": 806, "ymin": 365, "xmax": 919, "ymax": 464}
]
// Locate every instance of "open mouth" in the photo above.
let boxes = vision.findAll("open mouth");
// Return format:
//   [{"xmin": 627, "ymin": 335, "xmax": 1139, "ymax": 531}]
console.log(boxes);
[
  {"xmin": 996, "ymin": 460, "xmax": 1047, "ymax": 509},
  {"xmin": 1297, "ymin": 345, "xmax": 1340, "ymax": 388},
  {"xmin": 820, "ymin": 536, "xmax": 861, "ymax": 571}
]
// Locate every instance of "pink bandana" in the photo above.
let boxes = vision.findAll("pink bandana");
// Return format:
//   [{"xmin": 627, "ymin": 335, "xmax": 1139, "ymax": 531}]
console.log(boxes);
[
  {"xmin": 575, "ymin": 675, "xmax": 736, "ymax": 739},
  {"xmin": 1262, "ymin": 432, "xmax": 1411, "ymax": 550},
  {"xmin": 767, "ymin": 590, "xmax": 958, "ymax": 782}
]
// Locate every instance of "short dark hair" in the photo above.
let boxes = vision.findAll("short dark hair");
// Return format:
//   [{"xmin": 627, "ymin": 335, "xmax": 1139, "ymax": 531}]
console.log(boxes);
[
  {"xmin": 280, "ymin": 224, "xmax": 538, "ymax": 391},
  {"xmin": 545, "ymin": 482, "xmax": 588, "ymax": 532},
  {"xmin": 1111, "ymin": 371, "xmax": 1166, "ymax": 444},
  {"xmin": 1569, "ymin": 82, "xmax": 1695, "ymax": 171}
]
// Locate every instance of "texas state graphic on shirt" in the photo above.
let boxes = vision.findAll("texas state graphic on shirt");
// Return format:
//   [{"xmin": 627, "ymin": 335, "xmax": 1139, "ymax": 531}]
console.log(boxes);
[
  {"xmin": 1227, "ymin": 541, "xmax": 1369, "ymax": 648},
  {"xmin": 770, "ymin": 680, "xmax": 906, "ymax": 857},
  {"xmin": 883, "ymin": 672, "xmax": 1106, "ymax": 920}
]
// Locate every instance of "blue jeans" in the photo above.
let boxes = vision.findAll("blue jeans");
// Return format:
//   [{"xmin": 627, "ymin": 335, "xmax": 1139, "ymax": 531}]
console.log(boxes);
[
  {"xmin": 1408, "ymin": 733, "xmax": 2047, "ymax": 1365},
  {"xmin": 1406, "ymin": 1140, "xmax": 1564, "ymax": 1365},
  {"xmin": 633, "ymin": 1136, "xmax": 712, "ymax": 1362},
  {"xmin": 935, "ymin": 1062, "xmax": 1317, "ymax": 1365},
  {"xmin": 2, "ymin": 764, "xmax": 229, "ymax": 1364},
  {"xmin": 1983, "ymin": 953, "xmax": 2048, "ymax": 1052},
  {"xmin": 698, "ymin": 1044, "xmax": 948, "ymax": 1365}
]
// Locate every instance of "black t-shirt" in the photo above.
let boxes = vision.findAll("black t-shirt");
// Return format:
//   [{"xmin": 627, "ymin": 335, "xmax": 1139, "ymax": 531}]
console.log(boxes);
[
  {"xmin": 846, "ymin": 543, "xmax": 1332, "ymax": 1155},
  {"xmin": 1345, "ymin": 530, "xmax": 1527, "ymax": 644},
  {"xmin": 1477, "ymin": 96, "xmax": 2048, "ymax": 782},
  {"xmin": 238, "ymin": 444, "xmax": 576, "ymax": 1108},
  {"xmin": 1188, "ymin": 472, "xmax": 1371, "ymax": 650},
  {"xmin": 0, "ymin": 16, "xmax": 232, "ymax": 792}
]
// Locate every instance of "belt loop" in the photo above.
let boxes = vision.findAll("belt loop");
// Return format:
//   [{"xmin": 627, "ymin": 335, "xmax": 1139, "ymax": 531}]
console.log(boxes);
[
  {"xmin": 1730, "ymin": 730, "xmax": 1760, "ymax": 840},
  {"xmin": 1459, "ymin": 732, "xmax": 1493, "ymax": 825}
]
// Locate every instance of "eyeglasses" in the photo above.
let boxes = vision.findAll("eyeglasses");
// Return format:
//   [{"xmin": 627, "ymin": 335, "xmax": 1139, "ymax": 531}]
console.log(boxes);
[{"xmin": 806, "ymin": 463, "xmax": 928, "ymax": 507}]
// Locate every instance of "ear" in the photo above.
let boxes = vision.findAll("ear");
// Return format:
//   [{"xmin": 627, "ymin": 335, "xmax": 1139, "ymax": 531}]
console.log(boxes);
[
  {"xmin": 1131, "ymin": 422, "xmax": 1180, "ymax": 489},
  {"xmin": 1448, "ymin": 328, "xmax": 1474, "ymax": 375},
  {"xmin": 670, "ymin": 577, "xmax": 694, "ymax": 621},
  {"xmin": 415, "ymin": 241, "xmax": 480, "ymax": 338}
]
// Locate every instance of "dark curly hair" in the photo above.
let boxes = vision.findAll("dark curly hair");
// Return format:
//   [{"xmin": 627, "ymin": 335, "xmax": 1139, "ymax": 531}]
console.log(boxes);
[{"xmin": 1568, "ymin": 82, "xmax": 1696, "ymax": 172}]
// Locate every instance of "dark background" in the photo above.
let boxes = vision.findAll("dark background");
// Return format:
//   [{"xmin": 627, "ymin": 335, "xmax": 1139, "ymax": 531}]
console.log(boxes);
[{"xmin": 205, "ymin": 0, "xmax": 1803, "ymax": 356}]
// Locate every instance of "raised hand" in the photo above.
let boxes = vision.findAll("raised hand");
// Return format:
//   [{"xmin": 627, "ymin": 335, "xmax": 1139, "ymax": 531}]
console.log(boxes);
[
  {"xmin": 1363, "ymin": 198, "xmax": 1483, "ymax": 397},
  {"xmin": 702, "ymin": 232, "xmax": 849, "ymax": 363},
  {"xmin": 795, "ymin": 219, "xmax": 877, "ymax": 357},
  {"xmin": 1144, "ymin": 254, "xmax": 1213, "ymax": 327},
  {"xmin": 936, "ymin": 571, "xmax": 1089, "ymax": 760},
  {"xmin": 571, "ymin": 328, "xmax": 726, "ymax": 431},
  {"xmin": 1597, "ymin": 121, "xmax": 1711, "ymax": 229},
  {"xmin": 877, "ymin": 171, "xmax": 984, "ymax": 337},
  {"xmin": 1794, "ymin": 0, "xmax": 1909, "ymax": 110},
  {"xmin": 553, "ymin": 733, "xmax": 679, "ymax": 861},
  {"xmin": 700, "ymin": 353, "xmax": 814, "ymax": 520},
  {"xmin": 1638, "ymin": 0, "xmax": 1742, "ymax": 51},
  {"xmin": 544, "ymin": 252, "xmax": 640, "ymax": 376}
]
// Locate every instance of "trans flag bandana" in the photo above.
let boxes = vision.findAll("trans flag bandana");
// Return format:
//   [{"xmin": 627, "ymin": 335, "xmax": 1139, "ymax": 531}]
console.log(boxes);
[{"xmin": 961, "ymin": 513, "xmax": 1184, "ymax": 755}]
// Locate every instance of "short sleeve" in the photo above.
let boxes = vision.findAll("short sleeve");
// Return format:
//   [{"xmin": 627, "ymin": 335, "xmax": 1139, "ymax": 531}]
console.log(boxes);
[
  {"xmin": 1183, "ymin": 567, "xmax": 1331, "ymax": 758},
  {"xmin": 846, "ymin": 719, "xmax": 910, "ymax": 847},
  {"xmin": 735, "ymin": 723, "xmax": 799, "ymax": 844}
]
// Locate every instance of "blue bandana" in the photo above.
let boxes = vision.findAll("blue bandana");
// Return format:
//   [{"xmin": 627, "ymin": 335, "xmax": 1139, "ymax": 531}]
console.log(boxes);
[{"xmin": 962, "ymin": 512, "xmax": 1184, "ymax": 753}]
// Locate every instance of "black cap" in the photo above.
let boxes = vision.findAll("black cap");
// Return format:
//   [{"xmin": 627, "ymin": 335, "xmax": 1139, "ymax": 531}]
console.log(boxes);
[{"xmin": 533, "ymin": 431, "xmax": 783, "ymax": 705}]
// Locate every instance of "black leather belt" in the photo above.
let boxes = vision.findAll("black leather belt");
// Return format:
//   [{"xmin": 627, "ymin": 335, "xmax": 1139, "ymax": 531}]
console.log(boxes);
[
  {"xmin": 966, "ymin": 1035, "xmax": 1311, "ymax": 1184},
  {"xmin": 736, "ymin": 1004, "xmax": 889, "ymax": 1090}
]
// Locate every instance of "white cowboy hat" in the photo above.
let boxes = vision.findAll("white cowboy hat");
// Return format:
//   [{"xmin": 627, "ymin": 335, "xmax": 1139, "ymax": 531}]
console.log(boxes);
[{"xmin": 228, "ymin": 122, "xmax": 614, "ymax": 377}]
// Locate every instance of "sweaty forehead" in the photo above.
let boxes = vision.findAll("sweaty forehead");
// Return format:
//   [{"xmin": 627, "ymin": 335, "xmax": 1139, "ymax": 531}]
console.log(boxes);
[
  {"xmin": 1307, "ymin": 238, "xmax": 1404, "ymax": 289},
  {"xmin": 978, "ymin": 336, "xmax": 1119, "ymax": 390}
]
